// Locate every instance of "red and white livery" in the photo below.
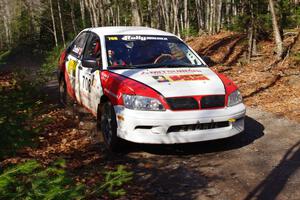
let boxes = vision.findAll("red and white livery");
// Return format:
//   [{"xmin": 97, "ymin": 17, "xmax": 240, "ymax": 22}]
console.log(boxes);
[{"xmin": 58, "ymin": 26, "xmax": 246, "ymax": 151}]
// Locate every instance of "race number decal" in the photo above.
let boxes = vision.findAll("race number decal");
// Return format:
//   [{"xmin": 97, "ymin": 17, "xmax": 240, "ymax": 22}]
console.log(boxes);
[
  {"xmin": 152, "ymin": 74, "xmax": 209, "ymax": 83},
  {"xmin": 67, "ymin": 60, "xmax": 77, "ymax": 77},
  {"xmin": 82, "ymin": 75, "xmax": 92, "ymax": 93}
]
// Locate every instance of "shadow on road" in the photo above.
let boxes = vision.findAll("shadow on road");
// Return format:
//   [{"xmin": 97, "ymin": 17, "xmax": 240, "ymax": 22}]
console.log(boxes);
[
  {"xmin": 122, "ymin": 116, "xmax": 264, "ymax": 155},
  {"xmin": 244, "ymin": 140, "xmax": 300, "ymax": 200}
]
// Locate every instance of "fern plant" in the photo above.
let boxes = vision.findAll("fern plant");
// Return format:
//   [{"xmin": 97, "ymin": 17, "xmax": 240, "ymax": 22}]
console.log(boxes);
[{"xmin": 0, "ymin": 159, "xmax": 84, "ymax": 200}]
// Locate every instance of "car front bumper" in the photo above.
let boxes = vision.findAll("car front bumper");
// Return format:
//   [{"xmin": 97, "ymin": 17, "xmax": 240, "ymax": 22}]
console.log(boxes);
[{"xmin": 114, "ymin": 103, "xmax": 246, "ymax": 144}]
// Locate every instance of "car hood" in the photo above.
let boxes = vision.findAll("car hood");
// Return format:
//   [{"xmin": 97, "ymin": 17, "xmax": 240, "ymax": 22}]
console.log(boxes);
[{"xmin": 111, "ymin": 67, "xmax": 225, "ymax": 97}]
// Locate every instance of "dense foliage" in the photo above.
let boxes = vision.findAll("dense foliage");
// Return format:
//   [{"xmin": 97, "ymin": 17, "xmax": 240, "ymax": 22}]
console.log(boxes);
[{"xmin": 0, "ymin": 0, "xmax": 299, "ymax": 52}]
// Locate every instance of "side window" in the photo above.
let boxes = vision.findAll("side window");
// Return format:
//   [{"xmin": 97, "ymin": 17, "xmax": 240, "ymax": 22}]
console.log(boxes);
[
  {"xmin": 71, "ymin": 32, "xmax": 89, "ymax": 58},
  {"xmin": 83, "ymin": 34, "xmax": 101, "ymax": 60}
]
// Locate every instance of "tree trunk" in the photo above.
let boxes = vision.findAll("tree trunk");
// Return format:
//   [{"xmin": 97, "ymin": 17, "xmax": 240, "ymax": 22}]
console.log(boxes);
[
  {"xmin": 158, "ymin": 0, "xmax": 170, "ymax": 32},
  {"xmin": 2, "ymin": 0, "xmax": 12, "ymax": 46},
  {"xmin": 172, "ymin": 0, "xmax": 180, "ymax": 35},
  {"xmin": 269, "ymin": 0, "xmax": 284, "ymax": 59},
  {"xmin": 70, "ymin": 0, "xmax": 77, "ymax": 35},
  {"xmin": 195, "ymin": 0, "xmax": 203, "ymax": 30},
  {"xmin": 130, "ymin": 0, "xmax": 141, "ymax": 26},
  {"xmin": 49, "ymin": 0, "xmax": 58, "ymax": 47},
  {"xmin": 248, "ymin": 0, "xmax": 254, "ymax": 61},
  {"xmin": 216, "ymin": 0, "xmax": 222, "ymax": 33},
  {"xmin": 208, "ymin": 0, "xmax": 214, "ymax": 34},
  {"xmin": 206, "ymin": 0, "xmax": 210, "ymax": 32},
  {"xmin": 3, "ymin": 15, "xmax": 10, "ymax": 46},
  {"xmin": 147, "ymin": 0, "xmax": 152, "ymax": 27},
  {"xmin": 100, "ymin": 0, "xmax": 105, "ymax": 26},
  {"xmin": 57, "ymin": 0, "xmax": 65, "ymax": 47},
  {"xmin": 184, "ymin": 0, "xmax": 189, "ymax": 36},
  {"xmin": 117, "ymin": 2, "xmax": 120, "ymax": 25},
  {"xmin": 80, "ymin": 0, "xmax": 86, "ymax": 27}
]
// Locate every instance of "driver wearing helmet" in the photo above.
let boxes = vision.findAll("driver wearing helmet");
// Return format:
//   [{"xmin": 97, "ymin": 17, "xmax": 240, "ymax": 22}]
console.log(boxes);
[{"xmin": 107, "ymin": 49, "xmax": 126, "ymax": 66}]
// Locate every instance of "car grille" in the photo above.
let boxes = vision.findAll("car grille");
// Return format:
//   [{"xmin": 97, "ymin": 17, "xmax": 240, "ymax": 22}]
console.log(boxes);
[
  {"xmin": 167, "ymin": 121, "xmax": 229, "ymax": 133},
  {"xmin": 166, "ymin": 97, "xmax": 199, "ymax": 110},
  {"xmin": 201, "ymin": 95, "xmax": 225, "ymax": 109}
]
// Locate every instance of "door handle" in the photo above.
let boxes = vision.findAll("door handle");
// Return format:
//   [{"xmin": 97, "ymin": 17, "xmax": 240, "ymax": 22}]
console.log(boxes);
[{"xmin": 78, "ymin": 66, "xmax": 82, "ymax": 70}]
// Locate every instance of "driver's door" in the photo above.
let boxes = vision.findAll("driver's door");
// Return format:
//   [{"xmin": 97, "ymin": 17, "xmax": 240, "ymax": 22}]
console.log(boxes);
[
  {"xmin": 78, "ymin": 33, "xmax": 103, "ymax": 115},
  {"xmin": 65, "ymin": 31, "xmax": 89, "ymax": 102}
]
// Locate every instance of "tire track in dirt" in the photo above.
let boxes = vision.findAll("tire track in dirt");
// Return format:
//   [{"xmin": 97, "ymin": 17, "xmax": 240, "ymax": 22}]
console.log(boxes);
[
  {"xmin": 209, "ymin": 35, "xmax": 246, "ymax": 65},
  {"xmin": 201, "ymin": 35, "xmax": 239, "ymax": 56}
]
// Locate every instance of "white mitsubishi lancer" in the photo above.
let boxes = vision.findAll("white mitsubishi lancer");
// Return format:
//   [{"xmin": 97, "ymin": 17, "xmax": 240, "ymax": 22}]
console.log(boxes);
[{"xmin": 58, "ymin": 26, "xmax": 246, "ymax": 151}]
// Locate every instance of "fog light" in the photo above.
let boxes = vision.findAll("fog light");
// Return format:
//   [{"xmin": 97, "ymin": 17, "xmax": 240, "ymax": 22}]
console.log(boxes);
[{"xmin": 228, "ymin": 118, "xmax": 236, "ymax": 123}]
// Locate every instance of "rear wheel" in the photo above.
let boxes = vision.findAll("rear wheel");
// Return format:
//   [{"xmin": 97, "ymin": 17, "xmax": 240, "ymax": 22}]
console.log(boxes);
[
  {"xmin": 58, "ymin": 75, "xmax": 72, "ymax": 107},
  {"xmin": 97, "ymin": 101, "xmax": 122, "ymax": 152}
]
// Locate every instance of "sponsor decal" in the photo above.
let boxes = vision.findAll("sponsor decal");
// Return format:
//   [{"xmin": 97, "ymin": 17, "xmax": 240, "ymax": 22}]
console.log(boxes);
[
  {"xmin": 141, "ymin": 69, "xmax": 203, "ymax": 75},
  {"xmin": 107, "ymin": 36, "xmax": 118, "ymax": 41},
  {"xmin": 72, "ymin": 45, "xmax": 83, "ymax": 55},
  {"xmin": 153, "ymin": 74, "xmax": 209, "ymax": 83},
  {"xmin": 121, "ymin": 35, "xmax": 168, "ymax": 41},
  {"xmin": 67, "ymin": 59, "xmax": 77, "ymax": 77}
]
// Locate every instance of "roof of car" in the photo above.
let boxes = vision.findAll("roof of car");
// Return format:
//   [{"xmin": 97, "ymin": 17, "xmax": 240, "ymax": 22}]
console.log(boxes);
[{"xmin": 88, "ymin": 26, "xmax": 176, "ymax": 37}]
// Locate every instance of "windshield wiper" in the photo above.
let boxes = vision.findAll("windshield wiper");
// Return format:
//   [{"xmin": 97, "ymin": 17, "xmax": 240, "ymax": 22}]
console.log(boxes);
[
  {"xmin": 108, "ymin": 63, "xmax": 160, "ymax": 69},
  {"xmin": 107, "ymin": 65, "xmax": 137, "ymax": 70},
  {"xmin": 158, "ymin": 63, "xmax": 205, "ymax": 68},
  {"xmin": 107, "ymin": 63, "xmax": 205, "ymax": 70}
]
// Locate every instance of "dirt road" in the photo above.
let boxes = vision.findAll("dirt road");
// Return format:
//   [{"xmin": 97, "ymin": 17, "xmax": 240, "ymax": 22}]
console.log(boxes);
[
  {"xmin": 64, "ymin": 79, "xmax": 300, "ymax": 200},
  {"xmin": 121, "ymin": 108, "xmax": 300, "ymax": 200}
]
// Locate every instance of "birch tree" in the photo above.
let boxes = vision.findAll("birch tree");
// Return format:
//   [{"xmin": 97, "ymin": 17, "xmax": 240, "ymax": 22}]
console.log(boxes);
[
  {"xmin": 49, "ymin": 0, "xmax": 58, "ymax": 47},
  {"xmin": 130, "ymin": 0, "xmax": 142, "ymax": 26},
  {"xmin": 269, "ymin": 0, "xmax": 284, "ymax": 58},
  {"xmin": 57, "ymin": 0, "xmax": 65, "ymax": 47}
]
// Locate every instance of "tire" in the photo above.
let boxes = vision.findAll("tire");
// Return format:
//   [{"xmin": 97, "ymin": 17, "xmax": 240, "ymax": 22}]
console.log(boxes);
[
  {"xmin": 97, "ymin": 101, "xmax": 122, "ymax": 152},
  {"xmin": 58, "ymin": 75, "xmax": 72, "ymax": 107}
]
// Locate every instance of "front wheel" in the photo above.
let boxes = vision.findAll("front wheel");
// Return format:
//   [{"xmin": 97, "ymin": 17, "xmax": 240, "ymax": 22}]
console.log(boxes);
[{"xmin": 97, "ymin": 101, "xmax": 122, "ymax": 152}]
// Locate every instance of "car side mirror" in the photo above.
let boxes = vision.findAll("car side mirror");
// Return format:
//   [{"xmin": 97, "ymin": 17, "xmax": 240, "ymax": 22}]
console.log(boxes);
[
  {"xmin": 82, "ymin": 59, "xmax": 97, "ymax": 68},
  {"xmin": 82, "ymin": 58, "xmax": 102, "ymax": 73}
]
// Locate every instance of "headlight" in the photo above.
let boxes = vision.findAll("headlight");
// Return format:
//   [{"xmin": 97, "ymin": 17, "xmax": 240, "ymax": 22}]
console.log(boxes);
[
  {"xmin": 228, "ymin": 90, "xmax": 242, "ymax": 106},
  {"xmin": 122, "ymin": 94, "xmax": 165, "ymax": 111}
]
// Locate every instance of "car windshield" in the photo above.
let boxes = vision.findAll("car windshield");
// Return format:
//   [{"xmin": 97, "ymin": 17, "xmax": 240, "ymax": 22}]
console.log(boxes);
[{"xmin": 105, "ymin": 35, "xmax": 205, "ymax": 69}]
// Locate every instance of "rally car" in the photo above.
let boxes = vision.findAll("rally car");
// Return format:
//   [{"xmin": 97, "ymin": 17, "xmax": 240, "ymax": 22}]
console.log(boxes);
[{"xmin": 57, "ymin": 26, "xmax": 246, "ymax": 151}]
